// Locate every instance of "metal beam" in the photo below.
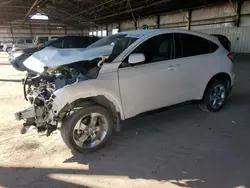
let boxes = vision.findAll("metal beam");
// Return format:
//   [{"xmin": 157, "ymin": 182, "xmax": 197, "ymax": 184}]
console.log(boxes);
[
  {"xmin": 90, "ymin": 0, "xmax": 173, "ymax": 22},
  {"xmin": 229, "ymin": 0, "xmax": 242, "ymax": 27},
  {"xmin": 64, "ymin": 0, "xmax": 116, "ymax": 22},
  {"xmin": 180, "ymin": 9, "xmax": 192, "ymax": 30},
  {"xmin": 236, "ymin": 0, "xmax": 242, "ymax": 27},
  {"xmin": 187, "ymin": 10, "xmax": 192, "ymax": 30},
  {"xmin": 157, "ymin": 15, "xmax": 160, "ymax": 28},
  {"xmin": 0, "ymin": 5, "xmax": 30, "ymax": 9}
]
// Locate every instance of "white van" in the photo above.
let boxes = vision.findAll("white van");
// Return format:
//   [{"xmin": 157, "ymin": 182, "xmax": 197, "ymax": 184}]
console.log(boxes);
[{"xmin": 12, "ymin": 35, "xmax": 63, "ymax": 52}]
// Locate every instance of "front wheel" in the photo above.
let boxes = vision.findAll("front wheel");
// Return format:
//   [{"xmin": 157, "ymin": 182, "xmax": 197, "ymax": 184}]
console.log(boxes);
[
  {"xmin": 201, "ymin": 80, "xmax": 228, "ymax": 112},
  {"xmin": 6, "ymin": 47, "xmax": 12, "ymax": 54},
  {"xmin": 61, "ymin": 105, "xmax": 113, "ymax": 153}
]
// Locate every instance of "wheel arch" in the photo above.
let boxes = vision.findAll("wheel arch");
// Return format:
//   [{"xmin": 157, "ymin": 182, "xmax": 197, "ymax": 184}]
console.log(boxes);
[
  {"xmin": 202, "ymin": 72, "xmax": 232, "ymax": 99},
  {"xmin": 57, "ymin": 95, "xmax": 123, "ymax": 129}
]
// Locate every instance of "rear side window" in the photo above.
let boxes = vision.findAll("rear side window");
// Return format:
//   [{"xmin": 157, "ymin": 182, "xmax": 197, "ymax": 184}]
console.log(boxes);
[
  {"xmin": 210, "ymin": 42, "xmax": 219, "ymax": 53},
  {"xmin": 214, "ymin": 35, "xmax": 231, "ymax": 52},
  {"xmin": 26, "ymin": 39, "xmax": 32, "ymax": 43},
  {"xmin": 180, "ymin": 34, "xmax": 211, "ymax": 57}
]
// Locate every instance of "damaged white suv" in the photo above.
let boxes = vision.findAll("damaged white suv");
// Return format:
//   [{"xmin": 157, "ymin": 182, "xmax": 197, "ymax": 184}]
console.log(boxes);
[{"xmin": 15, "ymin": 29, "xmax": 235, "ymax": 153}]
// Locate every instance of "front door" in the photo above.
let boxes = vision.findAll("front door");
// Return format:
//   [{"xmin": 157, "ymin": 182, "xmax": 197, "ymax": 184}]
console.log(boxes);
[{"xmin": 118, "ymin": 34, "xmax": 183, "ymax": 119}]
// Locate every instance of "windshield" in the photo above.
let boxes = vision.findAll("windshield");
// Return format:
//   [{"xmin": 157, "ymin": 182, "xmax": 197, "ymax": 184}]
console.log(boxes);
[
  {"xmin": 88, "ymin": 34, "xmax": 139, "ymax": 63},
  {"xmin": 88, "ymin": 34, "xmax": 127, "ymax": 49}
]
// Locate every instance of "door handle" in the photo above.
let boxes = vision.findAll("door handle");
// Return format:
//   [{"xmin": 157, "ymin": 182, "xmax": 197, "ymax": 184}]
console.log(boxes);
[{"xmin": 168, "ymin": 64, "xmax": 180, "ymax": 70}]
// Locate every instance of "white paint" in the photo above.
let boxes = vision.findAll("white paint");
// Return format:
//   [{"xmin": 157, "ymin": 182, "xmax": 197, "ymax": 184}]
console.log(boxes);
[
  {"xmin": 23, "ymin": 45, "xmax": 112, "ymax": 73},
  {"xmin": 128, "ymin": 53, "xmax": 145, "ymax": 64},
  {"xmin": 49, "ymin": 29, "xmax": 234, "ymax": 120}
]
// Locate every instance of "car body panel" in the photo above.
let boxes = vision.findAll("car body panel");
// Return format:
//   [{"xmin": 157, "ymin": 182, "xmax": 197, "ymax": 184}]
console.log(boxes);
[
  {"xmin": 26, "ymin": 29, "xmax": 235, "ymax": 120},
  {"xmin": 23, "ymin": 45, "xmax": 113, "ymax": 73},
  {"xmin": 51, "ymin": 63, "xmax": 124, "ymax": 119},
  {"xmin": 119, "ymin": 58, "xmax": 183, "ymax": 118}
]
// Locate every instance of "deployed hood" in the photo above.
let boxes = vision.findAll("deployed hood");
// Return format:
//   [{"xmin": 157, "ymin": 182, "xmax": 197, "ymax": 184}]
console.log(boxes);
[{"xmin": 23, "ymin": 45, "xmax": 113, "ymax": 73}]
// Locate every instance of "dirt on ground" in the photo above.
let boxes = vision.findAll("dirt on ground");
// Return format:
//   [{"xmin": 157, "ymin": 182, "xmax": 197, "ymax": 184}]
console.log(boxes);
[{"xmin": 0, "ymin": 52, "xmax": 250, "ymax": 188}]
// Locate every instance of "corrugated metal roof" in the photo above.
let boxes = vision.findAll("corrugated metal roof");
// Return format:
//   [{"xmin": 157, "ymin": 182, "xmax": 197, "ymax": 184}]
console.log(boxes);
[{"xmin": 0, "ymin": 0, "xmax": 235, "ymax": 28}]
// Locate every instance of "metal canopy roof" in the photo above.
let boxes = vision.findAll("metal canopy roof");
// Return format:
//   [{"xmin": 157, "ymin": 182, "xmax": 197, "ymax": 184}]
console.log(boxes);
[{"xmin": 0, "ymin": 0, "xmax": 233, "ymax": 28}]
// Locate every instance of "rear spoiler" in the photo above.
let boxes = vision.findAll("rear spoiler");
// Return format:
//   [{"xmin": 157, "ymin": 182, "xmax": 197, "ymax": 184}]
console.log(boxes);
[{"xmin": 212, "ymin": 34, "xmax": 231, "ymax": 52}]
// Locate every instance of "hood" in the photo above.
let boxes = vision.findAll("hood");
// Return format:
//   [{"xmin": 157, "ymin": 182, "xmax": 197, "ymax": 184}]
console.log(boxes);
[{"xmin": 23, "ymin": 45, "xmax": 113, "ymax": 73}]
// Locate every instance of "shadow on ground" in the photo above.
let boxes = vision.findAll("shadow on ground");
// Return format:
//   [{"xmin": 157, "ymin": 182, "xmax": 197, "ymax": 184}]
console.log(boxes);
[{"xmin": 1, "ymin": 96, "xmax": 249, "ymax": 187}]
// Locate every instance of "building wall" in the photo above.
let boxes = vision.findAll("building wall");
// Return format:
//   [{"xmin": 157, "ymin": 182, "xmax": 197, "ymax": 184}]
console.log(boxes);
[
  {"xmin": 0, "ymin": 20, "xmax": 84, "ymax": 43},
  {"xmin": 106, "ymin": 0, "xmax": 250, "ymax": 53}
]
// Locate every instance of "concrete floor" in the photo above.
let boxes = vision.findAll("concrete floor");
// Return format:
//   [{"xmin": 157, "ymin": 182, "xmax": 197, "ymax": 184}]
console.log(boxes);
[{"xmin": 0, "ymin": 53, "xmax": 249, "ymax": 188}]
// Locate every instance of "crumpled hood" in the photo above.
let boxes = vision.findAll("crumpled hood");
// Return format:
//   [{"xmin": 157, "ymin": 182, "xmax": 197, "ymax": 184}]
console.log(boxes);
[{"xmin": 23, "ymin": 45, "xmax": 113, "ymax": 73}]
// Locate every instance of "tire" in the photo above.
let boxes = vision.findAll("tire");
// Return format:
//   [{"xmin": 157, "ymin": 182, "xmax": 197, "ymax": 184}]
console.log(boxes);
[
  {"xmin": 6, "ymin": 48, "xmax": 12, "ymax": 54},
  {"xmin": 61, "ymin": 104, "xmax": 113, "ymax": 153},
  {"xmin": 201, "ymin": 80, "xmax": 228, "ymax": 112}
]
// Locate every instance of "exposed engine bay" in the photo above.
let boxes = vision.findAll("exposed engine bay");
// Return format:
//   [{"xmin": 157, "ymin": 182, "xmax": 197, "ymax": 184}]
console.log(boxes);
[{"xmin": 15, "ymin": 57, "xmax": 105, "ymax": 136}]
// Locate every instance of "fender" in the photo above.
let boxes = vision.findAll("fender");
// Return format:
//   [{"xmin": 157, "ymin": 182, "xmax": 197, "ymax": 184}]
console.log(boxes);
[{"xmin": 51, "ymin": 85, "xmax": 125, "ymax": 120}]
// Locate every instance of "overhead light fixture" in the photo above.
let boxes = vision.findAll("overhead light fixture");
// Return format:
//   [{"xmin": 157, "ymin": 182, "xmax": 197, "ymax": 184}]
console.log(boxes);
[
  {"xmin": 56, "ymin": 26, "xmax": 63, "ymax": 29},
  {"xmin": 31, "ymin": 13, "xmax": 48, "ymax": 20}
]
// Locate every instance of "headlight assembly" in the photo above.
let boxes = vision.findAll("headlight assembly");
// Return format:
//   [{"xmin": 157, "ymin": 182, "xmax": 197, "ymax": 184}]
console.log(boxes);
[{"xmin": 12, "ymin": 51, "xmax": 24, "ymax": 58}]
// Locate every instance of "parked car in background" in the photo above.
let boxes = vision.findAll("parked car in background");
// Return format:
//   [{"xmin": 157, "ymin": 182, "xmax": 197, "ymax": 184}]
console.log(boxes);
[
  {"xmin": 3, "ymin": 42, "xmax": 14, "ymax": 53},
  {"xmin": 15, "ymin": 29, "xmax": 235, "ymax": 153},
  {"xmin": 10, "ymin": 35, "xmax": 100, "ymax": 71},
  {"xmin": 12, "ymin": 36, "xmax": 63, "ymax": 52},
  {"xmin": 11, "ymin": 38, "xmax": 34, "ymax": 52}
]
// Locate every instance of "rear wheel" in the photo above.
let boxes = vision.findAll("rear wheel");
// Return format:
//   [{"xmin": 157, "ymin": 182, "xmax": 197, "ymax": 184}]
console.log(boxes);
[
  {"xmin": 201, "ymin": 80, "xmax": 228, "ymax": 112},
  {"xmin": 61, "ymin": 105, "xmax": 113, "ymax": 153}
]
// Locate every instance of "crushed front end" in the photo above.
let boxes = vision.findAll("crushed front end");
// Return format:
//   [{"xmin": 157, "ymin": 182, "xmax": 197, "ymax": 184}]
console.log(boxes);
[{"xmin": 15, "ymin": 57, "xmax": 104, "ymax": 136}]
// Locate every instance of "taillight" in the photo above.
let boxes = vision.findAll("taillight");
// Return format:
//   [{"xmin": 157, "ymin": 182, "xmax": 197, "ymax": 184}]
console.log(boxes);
[{"xmin": 228, "ymin": 53, "xmax": 233, "ymax": 62}]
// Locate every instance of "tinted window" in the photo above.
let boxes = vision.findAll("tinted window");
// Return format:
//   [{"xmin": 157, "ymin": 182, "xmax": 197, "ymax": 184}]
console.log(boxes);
[
  {"xmin": 50, "ymin": 39, "xmax": 63, "ymax": 48},
  {"xmin": 38, "ymin": 37, "xmax": 49, "ymax": 44},
  {"xmin": 63, "ymin": 37, "xmax": 75, "ymax": 48},
  {"xmin": 180, "ymin": 34, "xmax": 211, "ymax": 57},
  {"xmin": 17, "ymin": 40, "xmax": 24, "ymax": 44},
  {"xmin": 214, "ymin": 35, "xmax": 231, "ymax": 52},
  {"xmin": 132, "ymin": 34, "xmax": 174, "ymax": 64},
  {"xmin": 73, "ymin": 37, "xmax": 92, "ymax": 48},
  {"xmin": 174, "ymin": 34, "xmax": 182, "ymax": 58},
  {"xmin": 210, "ymin": 42, "xmax": 219, "ymax": 53},
  {"xmin": 25, "ymin": 39, "xmax": 32, "ymax": 43}
]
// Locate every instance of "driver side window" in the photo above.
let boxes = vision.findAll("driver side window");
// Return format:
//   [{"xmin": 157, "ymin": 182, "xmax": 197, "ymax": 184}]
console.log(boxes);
[{"xmin": 121, "ymin": 34, "xmax": 174, "ymax": 68}]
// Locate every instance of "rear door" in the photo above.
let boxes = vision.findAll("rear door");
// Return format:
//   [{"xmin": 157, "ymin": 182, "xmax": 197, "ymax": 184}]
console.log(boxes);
[{"xmin": 175, "ymin": 33, "xmax": 217, "ymax": 101}]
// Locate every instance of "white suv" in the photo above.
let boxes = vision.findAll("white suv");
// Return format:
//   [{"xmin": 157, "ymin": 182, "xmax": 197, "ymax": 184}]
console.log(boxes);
[{"xmin": 15, "ymin": 29, "xmax": 235, "ymax": 153}]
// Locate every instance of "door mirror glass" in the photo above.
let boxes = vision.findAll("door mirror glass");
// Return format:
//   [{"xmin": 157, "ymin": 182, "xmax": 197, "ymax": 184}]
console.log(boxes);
[{"xmin": 128, "ymin": 53, "xmax": 145, "ymax": 64}]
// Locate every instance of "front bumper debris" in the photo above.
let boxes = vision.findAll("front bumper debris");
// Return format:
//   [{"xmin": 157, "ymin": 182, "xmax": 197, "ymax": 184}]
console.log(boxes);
[{"xmin": 14, "ymin": 106, "xmax": 35, "ymax": 120}]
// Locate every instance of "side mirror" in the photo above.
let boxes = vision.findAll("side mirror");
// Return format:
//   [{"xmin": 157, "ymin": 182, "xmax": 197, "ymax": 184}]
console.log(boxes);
[{"xmin": 128, "ymin": 53, "xmax": 145, "ymax": 64}]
